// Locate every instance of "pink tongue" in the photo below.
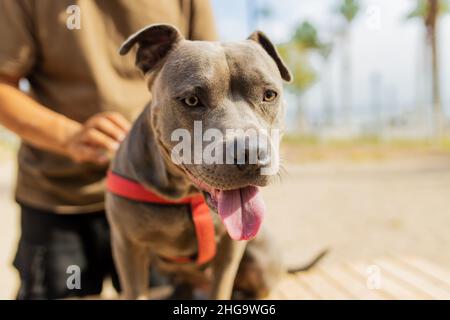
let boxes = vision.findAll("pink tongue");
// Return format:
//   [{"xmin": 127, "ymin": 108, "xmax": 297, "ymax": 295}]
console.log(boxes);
[{"xmin": 217, "ymin": 186, "xmax": 265, "ymax": 241}]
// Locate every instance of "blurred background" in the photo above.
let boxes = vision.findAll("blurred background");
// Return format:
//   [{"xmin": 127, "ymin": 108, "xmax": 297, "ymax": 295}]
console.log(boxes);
[
  {"xmin": 215, "ymin": 0, "xmax": 450, "ymax": 140},
  {"xmin": 1, "ymin": 0, "xmax": 450, "ymax": 299}
]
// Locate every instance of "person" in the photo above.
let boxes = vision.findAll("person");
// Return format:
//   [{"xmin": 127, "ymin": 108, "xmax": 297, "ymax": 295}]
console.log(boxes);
[{"xmin": 0, "ymin": 0, "xmax": 217, "ymax": 299}]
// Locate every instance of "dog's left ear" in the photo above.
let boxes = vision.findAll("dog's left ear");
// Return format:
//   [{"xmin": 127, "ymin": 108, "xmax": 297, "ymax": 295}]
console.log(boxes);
[
  {"xmin": 248, "ymin": 31, "xmax": 292, "ymax": 83},
  {"xmin": 119, "ymin": 24, "xmax": 183, "ymax": 74}
]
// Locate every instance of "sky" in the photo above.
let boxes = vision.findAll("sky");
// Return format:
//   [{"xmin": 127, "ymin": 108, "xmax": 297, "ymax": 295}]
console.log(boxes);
[{"xmin": 211, "ymin": 0, "xmax": 450, "ymax": 126}]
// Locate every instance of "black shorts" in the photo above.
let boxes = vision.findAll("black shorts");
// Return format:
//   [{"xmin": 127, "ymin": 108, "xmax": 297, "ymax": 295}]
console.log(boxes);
[{"xmin": 13, "ymin": 204, "xmax": 121, "ymax": 299}]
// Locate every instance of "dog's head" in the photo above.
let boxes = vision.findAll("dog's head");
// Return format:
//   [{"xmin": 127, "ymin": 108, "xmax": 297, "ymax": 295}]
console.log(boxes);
[{"xmin": 120, "ymin": 24, "xmax": 292, "ymax": 241}]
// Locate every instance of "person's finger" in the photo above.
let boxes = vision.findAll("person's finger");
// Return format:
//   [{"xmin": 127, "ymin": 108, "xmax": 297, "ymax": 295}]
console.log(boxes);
[
  {"xmin": 102, "ymin": 112, "xmax": 131, "ymax": 132},
  {"xmin": 83, "ymin": 128, "xmax": 119, "ymax": 152},
  {"xmin": 74, "ymin": 145, "xmax": 110, "ymax": 165},
  {"xmin": 92, "ymin": 117, "xmax": 127, "ymax": 142}
]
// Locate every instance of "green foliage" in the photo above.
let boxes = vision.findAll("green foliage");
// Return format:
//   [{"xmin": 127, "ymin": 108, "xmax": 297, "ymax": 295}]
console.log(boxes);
[
  {"xmin": 406, "ymin": 0, "xmax": 449, "ymax": 19},
  {"xmin": 256, "ymin": 5, "xmax": 273, "ymax": 19},
  {"xmin": 277, "ymin": 21, "xmax": 333, "ymax": 94},
  {"xmin": 338, "ymin": 0, "xmax": 360, "ymax": 23},
  {"xmin": 407, "ymin": 0, "xmax": 429, "ymax": 18},
  {"xmin": 319, "ymin": 42, "xmax": 333, "ymax": 60},
  {"xmin": 278, "ymin": 42, "xmax": 317, "ymax": 93},
  {"xmin": 293, "ymin": 21, "xmax": 322, "ymax": 49}
]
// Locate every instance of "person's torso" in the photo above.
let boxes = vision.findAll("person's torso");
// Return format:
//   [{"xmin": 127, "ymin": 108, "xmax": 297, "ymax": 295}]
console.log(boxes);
[
  {"xmin": 28, "ymin": 0, "xmax": 192, "ymax": 122},
  {"xmin": 16, "ymin": 0, "xmax": 197, "ymax": 213}
]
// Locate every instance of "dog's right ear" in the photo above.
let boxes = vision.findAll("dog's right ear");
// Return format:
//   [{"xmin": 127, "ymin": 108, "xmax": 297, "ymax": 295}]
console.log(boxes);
[
  {"xmin": 248, "ymin": 31, "xmax": 292, "ymax": 82},
  {"xmin": 119, "ymin": 24, "xmax": 183, "ymax": 74}
]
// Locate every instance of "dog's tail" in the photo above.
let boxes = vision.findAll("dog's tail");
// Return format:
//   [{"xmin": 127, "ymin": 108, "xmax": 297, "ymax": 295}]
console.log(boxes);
[{"xmin": 287, "ymin": 248, "xmax": 329, "ymax": 274}]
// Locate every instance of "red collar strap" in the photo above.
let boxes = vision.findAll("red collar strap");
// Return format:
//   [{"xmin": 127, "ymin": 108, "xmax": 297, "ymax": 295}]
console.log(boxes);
[{"xmin": 106, "ymin": 170, "xmax": 216, "ymax": 265}]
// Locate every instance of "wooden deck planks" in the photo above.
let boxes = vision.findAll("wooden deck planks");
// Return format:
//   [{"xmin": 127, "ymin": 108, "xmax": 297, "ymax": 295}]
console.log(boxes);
[
  {"xmin": 317, "ymin": 264, "xmax": 385, "ymax": 299},
  {"xmin": 269, "ymin": 275, "xmax": 319, "ymax": 300},
  {"xmin": 372, "ymin": 258, "xmax": 450, "ymax": 299},
  {"xmin": 269, "ymin": 256, "xmax": 450, "ymax": 300},
  {"xmin": 348, "ymin": 260, "xmax": 423, "ymax": 299},
  {"xmin": 293, "ymin": 269, "xmax": 352, "ymax": 299},
  {"xmin": 96, "ymin": 255, "xmax": 450, "ymax": 300},
  {"xmin": 395, "ymin": 256, "xmax": 450, "ymax": 289}
]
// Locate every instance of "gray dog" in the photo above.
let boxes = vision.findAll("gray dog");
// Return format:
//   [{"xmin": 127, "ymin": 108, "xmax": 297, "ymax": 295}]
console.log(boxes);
[{"xmin": 106, "ymin": 24, "xmax": 293, "ymax": 300}]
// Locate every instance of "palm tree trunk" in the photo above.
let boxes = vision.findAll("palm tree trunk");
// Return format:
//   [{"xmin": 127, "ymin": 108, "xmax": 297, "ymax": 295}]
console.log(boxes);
[
  {"xmin": 322, "ymin": 58, "xmax": 334, "ymax": 126},
  {"xmin": 427, "ymin": 0, "xmax": 443, "ymax": 140},
  {"xmin": 341, "ymin": 28, "xmax": 352, "ymax": 126},
  {"xmin": 296, "ymin": 96, "xmax": 306, "ymax": 134}
]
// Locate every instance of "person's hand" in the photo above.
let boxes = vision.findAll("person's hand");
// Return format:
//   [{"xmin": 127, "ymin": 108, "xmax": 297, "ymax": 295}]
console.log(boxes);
[{"xmin": 64, "ymin": 112, "xmax": 131, "ymax": 165}]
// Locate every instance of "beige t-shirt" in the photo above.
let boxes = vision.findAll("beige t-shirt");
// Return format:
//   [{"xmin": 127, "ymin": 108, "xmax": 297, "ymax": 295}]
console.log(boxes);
[{"xmin": 0, "ymin": 0, "xmax": 217, "ymax": 213}]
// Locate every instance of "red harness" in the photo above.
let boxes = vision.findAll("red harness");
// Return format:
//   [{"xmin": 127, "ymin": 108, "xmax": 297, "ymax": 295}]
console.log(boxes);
[{"xmin": 106, "ymin": 171, "xmax": 216, "ymax": 265}]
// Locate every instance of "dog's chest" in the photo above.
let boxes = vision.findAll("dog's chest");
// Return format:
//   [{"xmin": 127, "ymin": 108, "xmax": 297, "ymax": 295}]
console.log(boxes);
[{"xmin": 123, "ymin": 201, "xmax": 223, "ymax": 259}]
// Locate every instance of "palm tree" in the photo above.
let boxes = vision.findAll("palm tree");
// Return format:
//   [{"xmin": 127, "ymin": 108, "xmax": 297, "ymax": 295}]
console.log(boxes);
[
  {"xmin": 319, "ymin": 43, "xmax": 334, "ymax": 126},
  {"xmin": 407, "ymin": 0, "xmax": 449, "ymax": 140},
  {"xmin": 336, "ymin": 0, "xmax": 360, "ymax": 126},
  {"xmin": 279, "ymin": 22, "xmax": 323, "ymax": 132},
  {"xmin": 293, "ymin": 21, "xmax": 322, "ymax": 50}
]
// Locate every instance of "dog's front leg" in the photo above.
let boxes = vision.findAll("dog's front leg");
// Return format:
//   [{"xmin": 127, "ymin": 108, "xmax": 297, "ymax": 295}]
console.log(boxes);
[
  {"xmin": 111, "ymin": 229, "xmax": 150, "ymax": 299},
  {"xmin": 210, "ymin": 236, "xmax": 247, "ymax": 300}
]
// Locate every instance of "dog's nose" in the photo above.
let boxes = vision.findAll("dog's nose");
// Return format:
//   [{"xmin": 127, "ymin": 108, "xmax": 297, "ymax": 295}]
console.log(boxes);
[{"xmin": 226, "ymin": 137, "xmax": 270, "ymax": 170}]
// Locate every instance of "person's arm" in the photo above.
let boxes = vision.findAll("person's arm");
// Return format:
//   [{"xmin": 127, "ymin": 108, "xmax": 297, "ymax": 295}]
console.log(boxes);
[
  {"xmin": 0, "ymin": 76, "xmax": 130, "ymax": 165},
  {"xmin": 189, "ymin": 0, "xmax": 218, "ymax": 41}
]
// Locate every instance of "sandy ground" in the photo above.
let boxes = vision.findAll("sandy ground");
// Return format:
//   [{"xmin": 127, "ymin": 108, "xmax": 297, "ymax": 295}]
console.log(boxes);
[{"xmin": 1, "ymin": 148, "xmax": 450, "ymax": 299}]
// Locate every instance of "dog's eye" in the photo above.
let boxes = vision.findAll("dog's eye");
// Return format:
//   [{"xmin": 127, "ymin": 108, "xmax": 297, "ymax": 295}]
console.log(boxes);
[
  {"xmin": 184, "ymin": 95, "xmax": 199, "ymax": 107},
  {"xmin": 263, "ymin": 90, "xmax": 277, "ymax": 102}
]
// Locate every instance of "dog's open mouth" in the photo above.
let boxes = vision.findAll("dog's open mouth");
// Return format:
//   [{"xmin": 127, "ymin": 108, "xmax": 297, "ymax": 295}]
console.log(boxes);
[{"xmin": 183, "ymin": 168, "xmax": 265, "ymax": 241}]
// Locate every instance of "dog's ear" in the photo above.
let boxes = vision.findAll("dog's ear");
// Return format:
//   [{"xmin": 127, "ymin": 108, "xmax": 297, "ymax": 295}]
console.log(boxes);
[
  {"xmin": 119, "ymin": 24, "xmax": 183, "ymax": 74},
  {"xmin": 248, "ymin": 31, "xmax": 292, "ymax": 82}
]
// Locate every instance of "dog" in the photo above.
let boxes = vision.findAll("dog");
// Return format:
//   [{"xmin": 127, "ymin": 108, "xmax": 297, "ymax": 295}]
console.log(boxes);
[{"xmin": 105, "ymin": 23, "xmax": 294, "ymax": 300}]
